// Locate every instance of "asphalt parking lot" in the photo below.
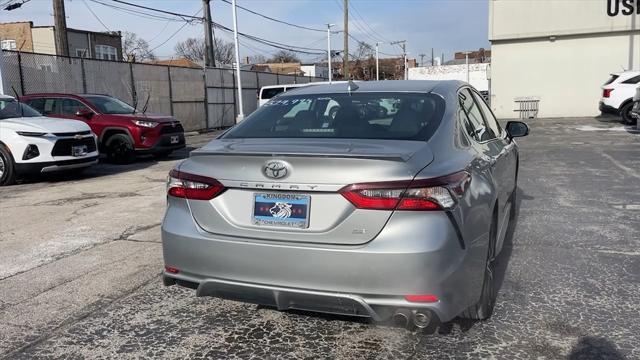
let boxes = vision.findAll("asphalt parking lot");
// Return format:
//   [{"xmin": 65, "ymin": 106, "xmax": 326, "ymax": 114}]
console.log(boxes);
[{"xmin": 0, "ymin": 117, "xmax": 638, "ymax": 359}]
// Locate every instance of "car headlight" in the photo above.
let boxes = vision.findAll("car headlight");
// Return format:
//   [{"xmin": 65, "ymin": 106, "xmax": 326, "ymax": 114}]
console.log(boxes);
[
  {"xmin": 132, "ymin": 120, "xmax": 159, "ymax": 128},
  {"xmin": 16, "ymin": 131, "xmax": 47, "ymax": 137}
]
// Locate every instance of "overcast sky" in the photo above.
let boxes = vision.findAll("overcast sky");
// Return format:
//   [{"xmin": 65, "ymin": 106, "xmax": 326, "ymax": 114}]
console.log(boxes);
[{"xmin": 3, "ymin": 0, "xmax": 491, "ymax": 63}]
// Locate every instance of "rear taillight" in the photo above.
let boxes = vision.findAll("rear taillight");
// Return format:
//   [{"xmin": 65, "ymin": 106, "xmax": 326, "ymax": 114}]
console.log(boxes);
[
  {"xmin": 603, "ymin": 88, "xmax": 613, "ymax": 98},
  {"xmin": 167, "ymin": 169, "xmax": 225, "ymax": 200},
  {"xmin": 339, "ymin": 171, "xmax": 470, "ymax": 211}
]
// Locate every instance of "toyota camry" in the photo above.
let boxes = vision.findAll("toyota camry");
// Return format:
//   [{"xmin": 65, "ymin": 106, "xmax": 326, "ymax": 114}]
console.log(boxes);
[{"xmin": 161, "ymin": 80, "xmax": 529, "ymax": 329}]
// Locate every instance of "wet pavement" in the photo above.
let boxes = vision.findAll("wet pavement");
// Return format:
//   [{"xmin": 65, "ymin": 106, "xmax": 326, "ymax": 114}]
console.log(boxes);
[{"xmin": 0, "ymin": 118, "xmax": 638, "ymax": 359}]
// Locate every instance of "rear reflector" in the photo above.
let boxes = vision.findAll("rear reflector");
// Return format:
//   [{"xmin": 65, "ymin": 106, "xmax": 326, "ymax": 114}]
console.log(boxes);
[
  {"xmin": 164, "ymin": 265, "xmax": 180, "ymax": 274},
  {"xmin": 339, "ymin": 171, "xmax": 470, "ymax": 211},
  {"xmin": 405, "ymin": 294, "xmax": 438, "ymax": 303},
  {"xmin": 603, "ymin": 88, "xmax": 613, "ymax": 98},
  {"xmin": 167, "ymin": 169, "xmax": 225, "ymax": 200}
]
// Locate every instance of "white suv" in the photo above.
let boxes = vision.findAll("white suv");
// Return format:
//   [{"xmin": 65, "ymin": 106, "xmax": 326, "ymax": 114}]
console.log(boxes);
[
  {"xmin": 0, "ymin": 95, "xmax": 99, "ymax": 186},
  {"xmin": 600, "ymin": 70, "xmax": 640, "ymax": 125}
]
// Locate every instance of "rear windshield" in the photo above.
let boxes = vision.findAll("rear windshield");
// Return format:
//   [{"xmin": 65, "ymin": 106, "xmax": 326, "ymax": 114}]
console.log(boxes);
[
  {"xmin": 223, "ymin": 92, "xmax": 445, "ymax": 141},
  {"xmin": 603, "ymin": 75, "xmax": 619, "ymax": 85},
  {"xmin": 260, "ymin": 87, "xmax": 286, "ymax": 100}
]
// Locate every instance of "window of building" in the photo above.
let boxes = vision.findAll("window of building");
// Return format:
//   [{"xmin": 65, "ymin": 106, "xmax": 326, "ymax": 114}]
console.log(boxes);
[
  {"xmin": 95, "ymin": 45, "xmax": 117, "ymax": 61},
  {"xmin": 76, "ymin": 48, "xmax": 89, "ymax": 58},
  {"xmin": 1, "ymin": 39, "xmax": 17, "ymax": 50},
  {"xmin": 40, "ymin": 65, "xmax": 52, "ymax": 72}
]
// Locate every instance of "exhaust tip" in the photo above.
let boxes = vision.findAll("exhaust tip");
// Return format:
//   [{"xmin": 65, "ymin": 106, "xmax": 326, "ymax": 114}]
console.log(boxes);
[
  {"xmin": 392, "ymin": 309, "xmax": 411, "ymax": 328},
  {"xmin": 412, "ymin": 311, "xmax": 433, "ymax": 329}
]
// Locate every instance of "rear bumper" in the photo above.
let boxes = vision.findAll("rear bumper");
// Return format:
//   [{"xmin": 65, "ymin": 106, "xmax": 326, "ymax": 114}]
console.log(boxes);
[
  {"xmin": 599, "ymin": 101, "xmax": 618, "ymax": 114},
  {"xmin": 14, "ymin": 156, "xmax": 99, "ymax": 176},
  {"xmin": 161, "ymin": 198, "xmax": 488, "ymax": 322},
  {"xmin": 136, "ymin": 133, "xmax": 186, "ymax": 154}
]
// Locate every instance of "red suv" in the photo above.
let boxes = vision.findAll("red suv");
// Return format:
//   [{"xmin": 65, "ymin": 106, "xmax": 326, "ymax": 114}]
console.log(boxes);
[{"xmin": 21, "ymin": 93, "xmax": 185, "ymax": 163}]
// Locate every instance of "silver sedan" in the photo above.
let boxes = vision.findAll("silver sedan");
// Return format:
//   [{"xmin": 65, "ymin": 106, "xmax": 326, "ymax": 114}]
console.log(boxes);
[{"xmin": 161, "ymin": 80, "xmax": 529, "ymax": 329}]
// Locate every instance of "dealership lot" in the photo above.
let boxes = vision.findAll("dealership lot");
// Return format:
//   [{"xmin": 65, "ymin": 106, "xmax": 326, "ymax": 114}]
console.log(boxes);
[{"xmin": 0, "ymin": 118, "xmax": 638, "ymax": 359}]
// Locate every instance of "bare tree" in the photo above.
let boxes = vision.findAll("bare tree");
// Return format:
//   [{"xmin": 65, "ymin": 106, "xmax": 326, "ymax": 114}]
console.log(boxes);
[
  {"xmin": 249, "ymin": 54, "xmax": 267, "ymax": 64},
  {"xmin": 354, "ymin": 42, "xmax": 374, "ymax": 61},
  {"xmin": 174, "ymin": 37, "xmax": 235, "ymax": 65},
  {"xmin": 268, "ymin": 50, "xmax": 300, "ymax": 63},
  {"xmin": 122, "ymin": 32, "xmax": 156, "ymax": 62}
]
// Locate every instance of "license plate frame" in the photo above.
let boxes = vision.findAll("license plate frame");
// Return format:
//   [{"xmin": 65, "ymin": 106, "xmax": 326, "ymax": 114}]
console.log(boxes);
[
  {"xmin": 170, "ymin": 135, "xmax": 180, "ymax": 144},
  {"xmin": 252, "ymin": 193, "xmax": 310, "ymax": 229},
  {"xmin": 71, "ymin": 145, "xmax": 88, "ymax": 157}
]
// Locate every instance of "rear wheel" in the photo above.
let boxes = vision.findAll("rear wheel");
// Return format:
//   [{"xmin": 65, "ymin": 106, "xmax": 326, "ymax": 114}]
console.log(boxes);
[
  {"xmin": 620, "ymin": 102, "xmax": 637, "ymax": 125},
  {"xmin": 106, "ymin": 134, "xmax": 135, "ymax": 164},
  {"xmin": 461, "ymin": 215, "xmax": 497, "ymax": 320},
  {"xmin": 0, "ymin": 145, "xmax": 17, "ymax": 186}
]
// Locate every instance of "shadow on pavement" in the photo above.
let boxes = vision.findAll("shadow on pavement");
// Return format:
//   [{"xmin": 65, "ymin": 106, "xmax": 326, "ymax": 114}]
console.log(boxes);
[{"xmin": 568, "ymin": 336, "xmax": 626, "ymax": 360}]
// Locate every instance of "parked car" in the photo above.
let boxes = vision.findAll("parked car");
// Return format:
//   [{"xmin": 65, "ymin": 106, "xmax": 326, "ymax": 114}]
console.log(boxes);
[
  {"xmin": 632, "ymin": 87, "xmax": 640, "ymax": 125},
  {"xmin": 161, "ymin": 81, "xmax": 529, "ymax": 329},
  {"xmin": 600, "ymin": 70, "xmax": 640, "ymax": 125},
  {"xmin": 0, "ymin": 95, "xmax": 98, "ymax": 186},
  {"xmin": 21, "ymin": 93, "xmax": 186, "ymax": 163}
]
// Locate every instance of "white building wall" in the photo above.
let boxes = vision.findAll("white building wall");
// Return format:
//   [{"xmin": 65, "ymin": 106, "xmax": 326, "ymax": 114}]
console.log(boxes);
[
  {"xmin": 31, "ymin": 27, "xmax": 56, "ymax": 55},
  {"xmin": 489, "ymin": 0, "xmax": 640, "ymax": 118},
  {"xmin": 301, "ymin": 65, "xmax": 328, "ymax": 78},
  {"xmin": 408, "ymin": 63, "xmax": 489, "ymax": 92}
]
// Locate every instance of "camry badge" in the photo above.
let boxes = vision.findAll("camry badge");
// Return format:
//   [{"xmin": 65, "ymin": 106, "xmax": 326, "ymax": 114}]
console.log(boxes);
[{"xmin": 263, "ymin": 160, "xmax": 289, "ymax": 179}]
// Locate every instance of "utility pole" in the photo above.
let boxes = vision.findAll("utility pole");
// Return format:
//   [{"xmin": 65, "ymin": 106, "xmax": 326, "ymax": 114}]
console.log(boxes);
[
  {"xmin": 327, "ymin": 24, "xmax": 334, "ymax": 83},
  {"xmin": 431, "ymin": 48, "xmax": 434, "ymax": 66},
  {"xmin": 390, "ymin": 40, "xmax": 406, "ymax": 80},
  {"xmin": 462, "ymin": 51, "xmax": 471, "ymax": 83},
  {"xmin": 375, "ymin": 42, "xmax": 381, "ymax": 81},
  {"xmin": 231, "ymin": 0, "xmax": 244, "ymax": 122},
  {"xmin": 419, "ymin": 53, "xmax": 425, "ymax": 67},
  {"xmin": 203, "ymin": 0, "xmax": 215, "ymax": 67},
  {"xmin": 343, "ymin": 0, "xmax": 349, "ymax": 80},
  {"xmin": 53, "ymin": 0, "xmax": 69, "ymax": 56}
]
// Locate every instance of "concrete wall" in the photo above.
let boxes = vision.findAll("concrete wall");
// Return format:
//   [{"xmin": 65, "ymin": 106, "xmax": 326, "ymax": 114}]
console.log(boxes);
[
  {"xmin": 489, "ymin": 0, "xmax": 640, "ymax": 118},
  {"xmin": 408, "ymin": 63, "xmax": 489, "ymax": 91},
  {"xmin": 31, "ymin": 27, "xmax": 55, "ymax": 55}
]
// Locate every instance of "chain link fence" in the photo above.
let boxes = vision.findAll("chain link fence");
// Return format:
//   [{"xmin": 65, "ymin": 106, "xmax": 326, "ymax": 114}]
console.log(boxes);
[{"xmin": 1, "ymin": 50, "xmax": 326, "ymax": 131}]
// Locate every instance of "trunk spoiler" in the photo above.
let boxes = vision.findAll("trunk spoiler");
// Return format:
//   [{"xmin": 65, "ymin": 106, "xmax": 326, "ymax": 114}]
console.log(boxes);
[{"xmin": 189, "ymin": 149, "xmax": 412, "ymax": 162}]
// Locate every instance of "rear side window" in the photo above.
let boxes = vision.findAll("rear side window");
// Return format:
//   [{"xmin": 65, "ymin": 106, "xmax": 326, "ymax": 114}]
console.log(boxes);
[
  {"xmin": 261, "ymin": 87, "xmax": 286, "ymax": 100},
  {"xmin": 29, "ymin": 98, "xmax": 59, "ymax": 115},
  {"xmin": 622, "ymin": 75, "xmax": 640, "ymax": 84},
  {"xmin": 223, "ymin": 92, "xmax": 445, "ymax": 141},
  {"xmin": 603, "ymin": 75, "xmax": 619, "ymax": 85},
  {"xmin": 25, "ymin": 98, "xmax": 45, "ymax": 113},
  {"xmin": 459, "ymin": 89, "xmax": 495, "ymax": 142}
]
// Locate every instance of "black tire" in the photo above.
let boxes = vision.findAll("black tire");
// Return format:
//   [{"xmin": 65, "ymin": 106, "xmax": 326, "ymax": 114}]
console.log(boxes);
[
  {"xmin": 0, "ymin": 145, "xmax": 17, "ymax": 186},
  {"xmin": 106, "ymin": 134, "xmax": 135, "ymax": 164},
  {"xmin": 461, "ymin": 214, "xmax": 497, "ymax": 320},
  {"xmin": 620, "ymin": 102, "xmax": 637, "ymax": 125},
  {"xmin": 153, "ymin": 151, "xmax": 173, "ymax": 159}
]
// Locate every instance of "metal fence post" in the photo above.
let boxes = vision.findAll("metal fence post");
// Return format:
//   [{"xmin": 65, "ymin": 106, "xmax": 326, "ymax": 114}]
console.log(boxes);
[
  {"xmin": 232, "ymin": 69, "xmax": 238, "ymax": 121},
  {"xmin": 167, "ymin": 66, "xmax": 174, "ymax": 116},
  {"xmin": 128, "ymin": 62, "xmax": 137, "ymax": 106},
  {"xmin": 276, "ymin": 73, "xmax": 280, "ymax": 85},
  {"xmin": 17, "ymin": 51, "xmax": 25, "ymax": 95},
  {"xmin": 203, "ymin": 67, "xmax": 209, "ymax": 130},
  {"xmin": 80, "ymin": 58, "xmax": 87, "ymax": 93}
]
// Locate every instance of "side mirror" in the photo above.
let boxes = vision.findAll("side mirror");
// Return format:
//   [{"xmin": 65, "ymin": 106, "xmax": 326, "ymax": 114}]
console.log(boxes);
[
  {"xmin": 75, "ymin": 108, "xmax": 93, "ymax": 119},
  {"xmin": 505, "ymin": 121, "xmax": 529, "ymax": 138}
]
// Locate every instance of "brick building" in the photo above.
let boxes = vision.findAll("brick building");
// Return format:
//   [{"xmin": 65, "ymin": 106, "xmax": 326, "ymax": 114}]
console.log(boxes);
[{"xmin": 0, "ymin": 21, "xmax": 122, "ymax": 60}]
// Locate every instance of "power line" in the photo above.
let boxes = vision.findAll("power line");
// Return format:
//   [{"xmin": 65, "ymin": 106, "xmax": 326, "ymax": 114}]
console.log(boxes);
[
  {"xmin": 110, "ymin": 0, "xmax": 201, "ymax": 21},
  {"xmin": 149, "ymin": 9, "xmax": 202, "ymax": 52},
  {"xmin": 82, "ymin": 0, "xmax": 110, "ymax": 32},
  {"xmin": 349, "ymin": 1, "xmax": 392, "ymax": 43},
  {"xmin": 89, "ymin": 0, "xmax": 188, "ymax": 22},
  {"xmin": 218, "ymin": 0, "xmax": 324, "ymax": 33}
]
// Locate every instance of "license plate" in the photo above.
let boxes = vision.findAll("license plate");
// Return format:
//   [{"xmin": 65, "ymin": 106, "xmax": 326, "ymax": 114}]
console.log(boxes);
[
  {"xmin": 170, "ymin": 135, "xmax": 180, "ymax": 144},
  {"xmin": 253, "ymin": 193, "xmax": 310, "ymax": 229},
  {"xmin": 71, "ymin": 145, "xmax": 88, "ymax": 157}
]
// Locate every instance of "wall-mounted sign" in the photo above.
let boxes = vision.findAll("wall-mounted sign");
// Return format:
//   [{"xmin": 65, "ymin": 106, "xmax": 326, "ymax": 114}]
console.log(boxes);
[{"xmin": 607, "ymin": 0, "xmax": 640, "ymax": 16}]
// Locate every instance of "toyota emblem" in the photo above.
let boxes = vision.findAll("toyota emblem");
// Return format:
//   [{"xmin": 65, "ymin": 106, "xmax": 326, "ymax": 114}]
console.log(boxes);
[{"xmin": 263, "ymin": 160, "xmax": 289, "ymax": 179}]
